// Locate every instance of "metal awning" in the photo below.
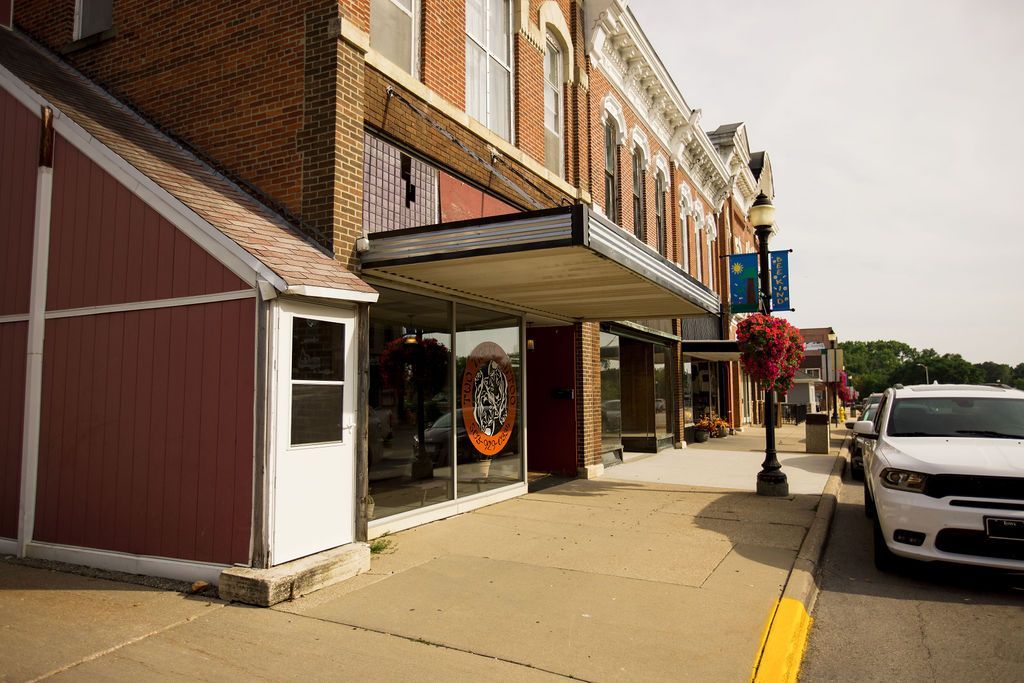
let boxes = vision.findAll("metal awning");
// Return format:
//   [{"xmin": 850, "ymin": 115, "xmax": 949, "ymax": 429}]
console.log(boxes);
[
  {"xmin": 680, "ymin": 340, "xmax": 741, "ymax": 361},
  {"xmin": 360, "ymin": 205, "xmax": 720, "ymax": 321}
]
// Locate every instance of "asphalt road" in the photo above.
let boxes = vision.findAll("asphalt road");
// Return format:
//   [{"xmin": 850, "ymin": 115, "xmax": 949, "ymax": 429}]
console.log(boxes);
[{"xmin": 800, "ymin": 464, "xmax": 1024, "ymax": 682}]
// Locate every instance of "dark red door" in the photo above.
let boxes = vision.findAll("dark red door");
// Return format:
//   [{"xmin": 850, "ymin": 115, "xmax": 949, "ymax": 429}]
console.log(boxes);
[{"xmin": 526, "ymin": 326, "xmax": 577, "ymax": 475}]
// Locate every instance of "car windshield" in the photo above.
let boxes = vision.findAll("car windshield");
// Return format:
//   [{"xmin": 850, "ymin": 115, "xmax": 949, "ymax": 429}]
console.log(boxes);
[{"xmin": 886, "ymin": 397, "xmax": 1024, "ymax": 439}]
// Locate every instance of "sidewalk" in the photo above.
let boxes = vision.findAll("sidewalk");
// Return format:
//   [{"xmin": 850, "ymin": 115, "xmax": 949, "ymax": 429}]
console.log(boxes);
[{"xmin": 1, "ymin": 425, "xmax": 847, "ymax": 682}]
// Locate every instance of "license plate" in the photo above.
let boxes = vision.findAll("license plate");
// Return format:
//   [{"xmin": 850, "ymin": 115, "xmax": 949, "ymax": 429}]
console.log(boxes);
[{"xmin": 985, "ymin": 517, "xmax": 1024, "ymax": 541}]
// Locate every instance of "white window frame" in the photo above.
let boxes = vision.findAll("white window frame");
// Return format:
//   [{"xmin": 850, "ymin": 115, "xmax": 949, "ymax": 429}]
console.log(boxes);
[
  {"xmin": 543, "ymin": 37, "xmax": 564, "ymax": 177},
  {"xmin": 370, "ymin": 0, "xmax": 421, "ymax": 77},
  {"xmin": 74, "ymin": 0, "xmax": 113, "ymax": 40},
  {"xmin": 465, "ymin": 0, "xmax": 514, "ymax": 141}
]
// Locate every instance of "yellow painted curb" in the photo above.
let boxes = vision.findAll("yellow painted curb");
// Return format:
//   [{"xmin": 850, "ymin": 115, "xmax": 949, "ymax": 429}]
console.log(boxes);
[{"xmin": 751, "ymin": 598, "xmax": 813, "ymax": 683}]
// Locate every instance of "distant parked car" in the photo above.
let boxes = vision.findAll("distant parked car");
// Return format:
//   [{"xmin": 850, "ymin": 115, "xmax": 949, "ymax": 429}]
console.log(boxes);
[
  {"xmin": 845, "ymin": 403, "xmax": 878, "ymax": 479},
  {"xmin": 856, "ymin": 384, "xmax": 1024, "ymax": 572},
  {"xmin": 602, "ymin": 400, "xmax": 621, "ymax": 430}
]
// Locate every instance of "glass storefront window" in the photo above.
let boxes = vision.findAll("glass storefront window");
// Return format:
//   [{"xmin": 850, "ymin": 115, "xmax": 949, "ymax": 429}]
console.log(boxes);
[
  {"xmin": 653, "ymin": 344, "xmax": 673, "ymax": 438},
  {"xmin": 683, "ymin": 361, "xmax": 694, "ymax": 426},
  {"xmin": 599, "ymin": 332, "xmax": 621, "ymax": 456},
  {"xmin": 455, "ymin": 304, "xmax": 523, "ymax": 494},
  {"xmin": 368, "ymin": 288, "xmax": 454, "ymax": 519}
]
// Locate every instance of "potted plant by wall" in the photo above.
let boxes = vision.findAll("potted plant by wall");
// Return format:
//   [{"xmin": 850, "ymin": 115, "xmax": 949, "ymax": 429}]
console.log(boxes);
[
  {"xmin": 714, "ymin": 416, "xmax": 729, "ymax": 438},
  {"xmin": 693, "ymin": 414, "xmax": 715, "ymax": 442}
]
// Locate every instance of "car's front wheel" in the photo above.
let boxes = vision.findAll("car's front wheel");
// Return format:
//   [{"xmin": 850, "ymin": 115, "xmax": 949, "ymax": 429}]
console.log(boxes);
[{"xmin": 872, "ymin": 516, "xmax": 903, "ymax": 573}]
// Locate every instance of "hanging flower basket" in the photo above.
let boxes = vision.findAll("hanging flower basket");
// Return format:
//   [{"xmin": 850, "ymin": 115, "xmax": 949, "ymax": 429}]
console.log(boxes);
[
  {"xmin": 379, "ymin": 336, "xmax": 449, "ymax": 397},
  {"xmin": 736, "ymin": 314, "xmax": 805, "ymax": 395}
]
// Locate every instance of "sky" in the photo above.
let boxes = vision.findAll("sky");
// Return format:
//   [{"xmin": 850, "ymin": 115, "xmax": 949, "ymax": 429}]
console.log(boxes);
[{"xmin": 629, "ymin": 0, "xmax": 1024, "ymax": 365}]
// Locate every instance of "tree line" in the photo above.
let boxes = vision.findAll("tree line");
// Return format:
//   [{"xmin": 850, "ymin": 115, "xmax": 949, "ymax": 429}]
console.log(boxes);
[{"xmin": 839, "ymin": 340, "xmax": 1024, "ymax": 397}]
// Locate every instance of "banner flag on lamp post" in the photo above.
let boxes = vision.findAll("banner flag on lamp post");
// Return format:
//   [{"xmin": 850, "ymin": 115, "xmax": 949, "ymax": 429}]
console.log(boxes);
[
  {"xmin": 770, "ymin": 250, "xmax": 793, "ymax": 311},
  {"xmin": 728, "ymin": 253, "xmax": 760, "ymax": 313}
]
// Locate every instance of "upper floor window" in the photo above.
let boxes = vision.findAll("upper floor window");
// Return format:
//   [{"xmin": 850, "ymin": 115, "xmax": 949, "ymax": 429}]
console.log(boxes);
[
  {"xmin": 604, "ymin": 122, "xmax": 620, "ymax": 223},
  {"xmin": 75, "ymin": 0, "xmax": 112, "ymax": 40},
  {"xmin": 631, "ymin": 149, "xmax": 646, "ymax": 240},
  {"xmin": 371, "ymin": 0, "xmax": 418, "ymax": 75},
  {"xmin": 543, "ymin": 39, "xmax": 563, "ymax": 177},
  {"xmin": 466, "ymin": 0, "xmax": 512, "ymax": 141},
  {"xmin": 654, "ymin": 173, "xmax": 666, "ymax": 255}
]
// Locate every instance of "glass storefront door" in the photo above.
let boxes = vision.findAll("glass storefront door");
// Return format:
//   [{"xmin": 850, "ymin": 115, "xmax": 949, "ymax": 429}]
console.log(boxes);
[
  {"xmin": 455, "ymin": 304, "xmax": 523, "ymax": 495},
  {"xmin": 599, "ymin": 332, "xmax": 621, "ymax": 457}
]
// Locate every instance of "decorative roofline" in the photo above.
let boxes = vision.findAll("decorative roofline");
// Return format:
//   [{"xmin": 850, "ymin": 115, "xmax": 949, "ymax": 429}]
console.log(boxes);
[{"xmin": 585, "ymin": 0, "xmax": 730, "ymax": 208}]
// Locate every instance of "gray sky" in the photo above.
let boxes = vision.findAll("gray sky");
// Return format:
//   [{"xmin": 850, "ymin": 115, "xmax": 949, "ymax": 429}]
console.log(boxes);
[{"xmin": 630, "ymin": 0, "xmax": 1024, "ymax": 365}]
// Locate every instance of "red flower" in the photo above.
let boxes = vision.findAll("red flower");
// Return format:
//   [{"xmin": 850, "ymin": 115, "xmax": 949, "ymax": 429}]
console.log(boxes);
[{"xmin": 737, "ymin": 314, "xmax": 805, "ymax": 393}]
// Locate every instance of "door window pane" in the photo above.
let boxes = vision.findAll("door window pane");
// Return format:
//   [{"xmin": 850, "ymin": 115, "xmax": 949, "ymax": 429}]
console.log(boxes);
[
  {"xmin": 600, "ymin": 332, "xmax": 622, "ymax": 455},
  {"xmin": 292, "ymin": 317, "xmax": 344, "ymax": 382},
  {"xmin": 290, "ymin": 317, "xmax": 345, "ymax": 446},
  {"xmin": 291, "ymin": 385, "xmax": 344, "ymax": 445}
]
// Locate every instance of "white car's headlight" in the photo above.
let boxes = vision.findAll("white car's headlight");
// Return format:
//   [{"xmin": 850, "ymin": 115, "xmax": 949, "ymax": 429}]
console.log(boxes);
[{"xmin": 879, "ymin": 468, "xmax": 929, "ymax": 493}]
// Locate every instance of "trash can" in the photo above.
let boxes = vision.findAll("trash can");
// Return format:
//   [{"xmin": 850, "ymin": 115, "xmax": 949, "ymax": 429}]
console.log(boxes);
[{"xmin": 805, "ymin": 412, "xmax": 830, "ymax": 454}]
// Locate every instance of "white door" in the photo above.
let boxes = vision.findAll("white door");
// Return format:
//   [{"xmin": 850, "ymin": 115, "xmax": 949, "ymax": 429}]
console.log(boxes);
[{"xmin": 271, "ymin": 301, "xmax": 357, "ymax": 565}]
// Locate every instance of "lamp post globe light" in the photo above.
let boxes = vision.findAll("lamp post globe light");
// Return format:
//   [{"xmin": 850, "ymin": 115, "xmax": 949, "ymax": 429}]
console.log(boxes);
[
  {"xmin": 916, "ymin": 363, "xmax": 930, "ymax": 385},
  {"xmin": 827, "ymin": 332, "xmax": 839, "ymax": 425},
  {"xmin": 750, "ymin": 192, "xmax": 788, "ymax": 497}
]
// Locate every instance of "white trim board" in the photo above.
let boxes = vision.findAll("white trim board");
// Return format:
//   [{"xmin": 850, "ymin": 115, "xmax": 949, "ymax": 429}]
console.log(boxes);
[
  {"xmin": 367, "ymin": 482, "xmax": 528, "ymax": 539},
  {"xmin": 25, "ymin": 541, "xmax": 227, "ymax": 586},
  {"xmin": 44, "ymin": 289, "xmax": 257, "ymax": 320},
  {"xmin": 0, "ymin": 314, "xmax": 30, "ymax": 324}
]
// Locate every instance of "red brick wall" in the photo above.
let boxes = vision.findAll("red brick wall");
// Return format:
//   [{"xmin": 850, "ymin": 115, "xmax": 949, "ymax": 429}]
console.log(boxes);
[
  {"xmin": 515, "ymin": 33, "xmax": 545, "ymax": 166},
  {"xmin": 15, "ymin": 0, "xmax": 347, "ymax": 251},
  {"xmin": 575, "ymin": 321, "xmax": 601, "ymax": 469},
  {"xmin": 421, "ymin": 0, "xmax": 465, "ymax": 107}
]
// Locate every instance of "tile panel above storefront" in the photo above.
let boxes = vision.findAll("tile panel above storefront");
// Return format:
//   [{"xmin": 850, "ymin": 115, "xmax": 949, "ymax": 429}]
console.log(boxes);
[{"xmin": 361, "ymin": 205, "xmax": 720, "ymax": 322}]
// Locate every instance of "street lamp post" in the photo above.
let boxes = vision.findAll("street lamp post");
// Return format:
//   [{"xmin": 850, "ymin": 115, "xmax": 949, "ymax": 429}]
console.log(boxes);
[
  {"xmin": 916, "ymin": 363, "xmax": 930, "ymax": 385},
  {"xmin": 750, "ymin": 192, "xmax": 788, "ymax": 497},
  {"xmin": 828, "ymin": 332, "xmax": 839, "ymax": 425}
]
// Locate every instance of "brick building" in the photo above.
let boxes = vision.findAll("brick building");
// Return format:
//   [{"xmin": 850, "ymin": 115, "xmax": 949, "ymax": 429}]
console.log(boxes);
[{"xmin": 1, "ymin": 0, "xmax": 785, "ymax": 600}]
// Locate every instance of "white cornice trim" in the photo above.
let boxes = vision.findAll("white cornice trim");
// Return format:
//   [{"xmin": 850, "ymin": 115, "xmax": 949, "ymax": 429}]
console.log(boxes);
[
  {"xmin": 654, "ymin": 152, "xmax": 669, "ymax": 181},
  {"xmin": 630, "ymin": 126, "xmax": 650, "ymax": 167},
  {"xmin": 585, "ymin": 0, "xmax": 730, "ymax": 207},
  {"xmin": 600, "ymin": 92, "xmax": 627, "ymax": 143}
]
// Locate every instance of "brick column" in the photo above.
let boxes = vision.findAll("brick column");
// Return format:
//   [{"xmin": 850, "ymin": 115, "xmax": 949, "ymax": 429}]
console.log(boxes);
[{"xmin": 575, "ymin": 321, "xmax": 603, "ymax": 477}]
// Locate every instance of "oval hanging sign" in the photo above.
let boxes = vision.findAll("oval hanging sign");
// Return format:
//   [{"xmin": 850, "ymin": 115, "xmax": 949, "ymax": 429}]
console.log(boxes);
[{"xmin": 460, "ymin": 341, "xmax": 518, "ymax": 457}]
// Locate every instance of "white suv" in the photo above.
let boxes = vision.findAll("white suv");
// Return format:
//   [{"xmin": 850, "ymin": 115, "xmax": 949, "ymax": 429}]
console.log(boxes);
[{"xmin": 855, "ymin": 384, "xmax": 1024, "ymax": 571}]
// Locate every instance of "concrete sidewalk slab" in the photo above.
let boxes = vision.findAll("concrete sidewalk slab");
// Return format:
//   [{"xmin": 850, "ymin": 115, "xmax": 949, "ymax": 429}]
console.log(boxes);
[
  {"xmin": 46, "ymin": 601, "xmax": 566, "ymax": 682},
  {"xmin": 605, "ymin": 448, "xmax": 835, "ymax": 494},
  {"xmin": 295, "ymin": 553, "xmax": 776, "ymax": 682},
  {"xmin": 0, "ymin": 563, "xmax": 219, "ymax": 681}
]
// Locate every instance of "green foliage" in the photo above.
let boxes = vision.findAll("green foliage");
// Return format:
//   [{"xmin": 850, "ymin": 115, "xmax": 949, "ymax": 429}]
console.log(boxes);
[{"xmin": 840, "ymin": 340, "xmax": 1017, "ymax": 396}]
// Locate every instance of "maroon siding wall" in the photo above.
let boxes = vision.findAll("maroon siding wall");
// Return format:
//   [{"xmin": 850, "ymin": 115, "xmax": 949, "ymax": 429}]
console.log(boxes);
[
  {"xmin": 0, "ymin": 323, "xmax": 27, "ymax": 539},
  {"xmin": 46, "ymin": 137, "xmax": 249, "ymax": 313},
  {"xmin": 0, "ymin": 87, "xmax": 36, "ymax": 316},
  {"xmin": 34, "ymin": 298, "xmax": 256, "ymax": 564},
  {"xmin": 0, "ymin": 86, "xmax": 37, "ymax": 538}
]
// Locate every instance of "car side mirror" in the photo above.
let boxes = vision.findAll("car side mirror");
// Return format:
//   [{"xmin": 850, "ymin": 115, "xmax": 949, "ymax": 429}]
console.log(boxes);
[
  {"xmin": 853, "ymin": 421, "xmax": 877, "ymax": 439},
  {"xmin": 845, "ymin": 420, "xmax": 856, "ymax": 429}
]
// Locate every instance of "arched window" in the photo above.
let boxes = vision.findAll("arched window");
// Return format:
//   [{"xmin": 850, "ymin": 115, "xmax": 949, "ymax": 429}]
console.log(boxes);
[
  {"xmin": 632, "ymin": 148, "xmax": 646, "ymax": 240},
  {"xmin": 604, "ymin": 122, "xmax": 620, "ymax": 223},
  {"xmin": 694, "ymin": 207, "xmax": 704, "ymax": 283},
  {"xmin": 654, "ymin": 171, "xmax": 667, "ymax": 255},
  {"xmin": 543, "ymin": 39, "xmax": 563, "ymax": 176},
  {"xmin": 466, "ymin": 0, "xmax": 512, "ymax": 140},
  {"xmin": 678, "ymin": 184, "xmax": 692, "ymax": 272}
]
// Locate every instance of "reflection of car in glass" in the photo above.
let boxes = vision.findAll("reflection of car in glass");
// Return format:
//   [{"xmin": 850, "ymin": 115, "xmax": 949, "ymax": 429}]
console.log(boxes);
[
  {"xmin": 368, "ymin": 407, "xmax": 394, "ymax": 466},
  {"xmin": 655, "ymin": 398, "xmax": 666, "ymax": 412},
  {"xmin": 413, "ymin": 412, "xmax": 468, "ymax": 466},
  {"xmin": 844, "ymin": 403, "xmax": 877, "ymax": 479},
  {"xmin": 858, "ymin": 384, "xmax": 1024, "ymax": 572},
  {"xmin": 602, "ymin": 400, "xmax": 621, "ymax": 430}
]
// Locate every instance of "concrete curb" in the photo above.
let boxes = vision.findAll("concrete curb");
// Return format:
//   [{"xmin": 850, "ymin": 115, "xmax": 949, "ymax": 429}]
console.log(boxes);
[{"xmin": 751, "ymin": 431, "xmax": 851, "ymax": 682}]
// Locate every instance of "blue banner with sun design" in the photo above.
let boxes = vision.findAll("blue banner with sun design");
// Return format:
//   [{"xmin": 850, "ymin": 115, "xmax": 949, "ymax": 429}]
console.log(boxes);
[
  {"xmin": 770, "ymin": 250, "xmax": 792, "ymax": 311},
  {"xmin": 728, "ymin": 253, "xmax": 760, "ymax": 313}
]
